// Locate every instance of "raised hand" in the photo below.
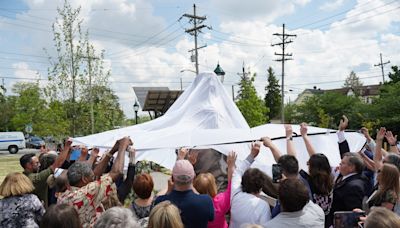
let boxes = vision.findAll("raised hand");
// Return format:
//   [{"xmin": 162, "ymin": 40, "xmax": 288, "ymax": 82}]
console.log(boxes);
[
  {"xmin": 227, "ymin": 151, "xmax": 237, "ymax": 168},
  {"xmin": 339, "ymin": 115, "xmax": 349, "ymax": 131},
  {"xmin": 376, "ymin": 127, "xmax": 386, "ymax": 141},
  {"xmin": 360, "ymin": 127, "xmax": 370, "ymax": 138},
  {"xmin": 227, "ymin": 151, "xmax": 237, "ymax": 181},
  {"xmin": 91, "ymin": 147, "xmax": 99, "ymax": 157},
  {"xmin": 119, "ymin": 137, "xmax": 133, "ymax": 147},
  {"xmin": 385, "ymin": 131, "xmax": 397, "ymax": 146},
  {"xmin": 251, "ymin": 142, "xmax": 261, "ymax": 158},
  {"xmin": 284, "ymin": 124, "xmax": 293, "ymax": 138},
  {"xmin": 178, "ymin": 147, "xmax": 189, "ymax": 160},
  {"xmin": 300, "ymin": 122, "xmax": 308, "ymax": 137},
  {"xmin": 261, "ymin": 137, "xmax": 273, "ymax": 148}
]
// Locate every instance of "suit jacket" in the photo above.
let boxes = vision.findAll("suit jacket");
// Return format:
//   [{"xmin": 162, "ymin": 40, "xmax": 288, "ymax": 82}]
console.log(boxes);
[{"xmin": 326, "ymin": 173, "xmax": 369, "ymax": 227}]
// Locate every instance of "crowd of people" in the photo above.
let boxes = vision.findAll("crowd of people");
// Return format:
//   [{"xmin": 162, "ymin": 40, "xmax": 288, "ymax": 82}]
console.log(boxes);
[{"xmin": 1, "ymin": 115, "xmax": 400, "ymax": 228}]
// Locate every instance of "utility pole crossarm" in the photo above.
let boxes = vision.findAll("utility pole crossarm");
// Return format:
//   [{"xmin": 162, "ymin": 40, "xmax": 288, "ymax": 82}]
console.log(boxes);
[
  {"xmin": 185, "ymin": 25, "xmax": 207, "ymax": 33},
  {"xmin": 182, "ymin": 14, "xmax": 206, "ymax": 20},
  {"xmin": 271, "ymin": 40, "xmax": 294, "ymax": 46}
]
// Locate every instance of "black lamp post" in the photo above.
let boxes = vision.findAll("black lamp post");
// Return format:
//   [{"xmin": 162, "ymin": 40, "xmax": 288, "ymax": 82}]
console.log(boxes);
[
  {"xmin": 214, "ymin": 62, "xmax": 226, "ymax": 83},
  {"xmin": 133, "ymin": 100, "xmax": 139, "ymax": 124}
]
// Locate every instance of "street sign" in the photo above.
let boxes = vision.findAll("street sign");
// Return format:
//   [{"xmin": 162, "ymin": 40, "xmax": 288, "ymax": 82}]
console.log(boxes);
[{"xmin": 25, "ymin": 124, "xmax": 33, "ymax": 133}]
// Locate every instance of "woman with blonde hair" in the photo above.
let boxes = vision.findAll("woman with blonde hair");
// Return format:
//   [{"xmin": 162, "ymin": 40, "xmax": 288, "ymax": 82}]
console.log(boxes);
[
  {"xmin": 148, "ymin": 200, "xmax": 183, "ymax": 228},
  {"xmin": 193, "ymin": 152, "xmax": 237, "ymax": 228},
  {"xmin": 0, "ymin": 172, "xmax": 45, "ymax": 228},
  {"xmin": 368, "ymin": 163, "xmax": 400, "ymax": 210}
]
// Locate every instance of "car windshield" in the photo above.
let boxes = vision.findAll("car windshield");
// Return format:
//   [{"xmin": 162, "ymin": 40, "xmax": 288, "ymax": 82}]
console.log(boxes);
[{"xmin": 31, "ymin": 137, "xmax": 43, "ymax": 141}]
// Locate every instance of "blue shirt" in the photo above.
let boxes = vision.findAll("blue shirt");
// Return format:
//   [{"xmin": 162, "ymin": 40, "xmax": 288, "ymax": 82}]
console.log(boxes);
[{"xmin": 155, "ymin": 189, "xmax": 214, "ymax": 228}]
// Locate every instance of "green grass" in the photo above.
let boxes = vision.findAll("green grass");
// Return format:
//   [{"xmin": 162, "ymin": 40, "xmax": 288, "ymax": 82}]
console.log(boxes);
[{"xmin": 0, "ymin": 156, "xmax": 22, "ymax": 184}]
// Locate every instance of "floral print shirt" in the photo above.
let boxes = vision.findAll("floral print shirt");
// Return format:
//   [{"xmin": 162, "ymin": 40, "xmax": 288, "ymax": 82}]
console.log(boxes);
[
  {"xmin": 57, "ymin": 174, "xmax": 116, "ymax": 228},
  {"xmin": 0, "ymin": 194, "xmax": 45, "ymax": 228}
]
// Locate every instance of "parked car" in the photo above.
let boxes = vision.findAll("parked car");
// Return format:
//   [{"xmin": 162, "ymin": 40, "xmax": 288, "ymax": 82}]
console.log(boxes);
[
  {"xmin": 25, "ymin": 136, "xmax": 45, "ymax": 149},
  {"xmin": 0, "ymin": 132, "xmax": 26, "ymax": 154}
]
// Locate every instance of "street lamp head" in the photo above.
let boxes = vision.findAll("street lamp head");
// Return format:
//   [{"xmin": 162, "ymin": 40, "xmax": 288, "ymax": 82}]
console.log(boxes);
[
  {"xmin": 133, "ymin": 100, "xmax": 139, "ymax": 112},
  {"xmin": 214, "ymin": 62, "xmax": 225, "ymax": 83}
]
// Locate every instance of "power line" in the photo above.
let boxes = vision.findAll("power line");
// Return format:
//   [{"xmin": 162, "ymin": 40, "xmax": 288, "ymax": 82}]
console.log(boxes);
[
  {"xmin": 298, "ymin": 3, "xmax": 400, "ymax": 36},
  {"xmin": 287, "ymin": 75, "xmax": 381, "ymax": 86},
  {"xmin": 289, "ymin": 0, "xmax": 378, "ymax": 30}
]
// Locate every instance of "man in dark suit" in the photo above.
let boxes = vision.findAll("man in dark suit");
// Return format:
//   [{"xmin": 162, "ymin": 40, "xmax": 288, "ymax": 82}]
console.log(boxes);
[{"xmin": 327, "ymin": 152, "xmax": 370, "ymax": 227}]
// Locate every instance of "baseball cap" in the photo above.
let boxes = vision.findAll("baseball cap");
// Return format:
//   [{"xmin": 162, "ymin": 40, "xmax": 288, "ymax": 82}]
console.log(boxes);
[{"xmin": 172, "ymin": 160, "xmax": 195, "ymax": 183}]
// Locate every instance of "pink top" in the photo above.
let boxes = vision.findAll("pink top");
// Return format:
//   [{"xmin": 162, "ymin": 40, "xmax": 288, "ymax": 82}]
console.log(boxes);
[{"xmin": 208, "ymin": 180, "xmax": 231, "ymax": 228}]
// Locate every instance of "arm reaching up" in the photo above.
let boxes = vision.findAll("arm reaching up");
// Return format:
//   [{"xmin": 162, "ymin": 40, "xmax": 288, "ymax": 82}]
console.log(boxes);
[
  {"xmin": 385, "ymin": 131, "xmax": 399, "ymax": 153},
  {"xmin": 261, "ymin": 137, "xmax": 281, "ymax": 163},
  {"xmin": 118, "ymin": 146, "xmax": 136, "ymax": 203},
  {"xmin": 109, "ymin": 137, "xmax": 131, "ymax": 181},
  {"xmin": 227, "ymin": 151, "xmax": 237, "ymax": 182},
  {"xmin": 285, "ymin": 124, "xmax": 296, "ymax": 157},
  {"xmin": 300, "ymin": 123, "xmax": 316, "ymax": 156},
  {"xmin": 374, "ymin": 127, "xmax": 386, "ymax": 170},
  {"xmin": 50, "ymin": 138, "xmax": 72, "ymax": 171}
]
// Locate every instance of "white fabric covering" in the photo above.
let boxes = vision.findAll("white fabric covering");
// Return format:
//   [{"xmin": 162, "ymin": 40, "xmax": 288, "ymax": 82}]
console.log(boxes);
[{"xmin": 73, "ymin": 72, "xmax": 366, "ymax": 174}]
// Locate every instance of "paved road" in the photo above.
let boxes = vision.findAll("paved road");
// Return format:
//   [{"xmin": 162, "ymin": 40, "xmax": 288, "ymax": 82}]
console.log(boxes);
[{"xmin": 0, "ymin": 148, "xmax": 39, "ymax": 157}]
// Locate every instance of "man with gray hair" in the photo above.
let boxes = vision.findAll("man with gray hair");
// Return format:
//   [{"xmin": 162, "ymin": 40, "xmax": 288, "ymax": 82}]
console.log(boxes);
[
  {"xmin": 327, "ymin": 152, "xmax": 370, "ymax": 227},
  {"xmin": 94, "ymin": 207, "xmax": 141, "ymax": 228},
  {"xmin": 155, "ymin": 158, "xmax": 214, "ymax": 228},
  {"xmin": 58, "ymin": 137, "xmax": 132, "ymax": 228}
]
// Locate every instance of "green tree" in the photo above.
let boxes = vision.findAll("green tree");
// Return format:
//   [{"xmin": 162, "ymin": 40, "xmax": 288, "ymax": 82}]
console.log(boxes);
[
  {"xmin": 295, "ymin": 92, "xmax": 364, "ymax": 129},
  {"xmin": 370, "ymin": 82, "xmax": 400, "ymax": 133},
  {"xmin": 388, "ymin": 66, "xmax": 400, "ymax": 84},
  {"xmin": 46, "ymin": 0, "xmax": 112, "ymax": 136},
  {"xmin": 0, "ymin": 95, "xmax": 17, "ymax": 131},
  {"xmin": 10, "ymin": 82, "xmax": 46, "ymax": 135},
  {"xmin": 236, "ymin": 73, "xmax": 268, "ymax": 127},
  {"xmin": 343, "ymin": 71, "xmax": 363, "ymax": 96},
  {"xmin": 264, "ymin": 67, "xmax": 281, "ymax": 120}
]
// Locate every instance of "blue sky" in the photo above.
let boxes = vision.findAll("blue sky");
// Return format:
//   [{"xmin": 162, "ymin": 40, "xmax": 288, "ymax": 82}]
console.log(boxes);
[{"xmin": 0, "ymin": 0, "xmax": 399, "ymax": 118}]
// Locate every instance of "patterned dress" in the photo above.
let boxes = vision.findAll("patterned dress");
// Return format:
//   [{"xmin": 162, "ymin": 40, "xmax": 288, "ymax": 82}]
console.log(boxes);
[
  {"xmin": 0, "ymin": 194, "xmax": 45, "ymax": 228},
  {"xmin": 57, "ymin": 174, "xmax": 116, "ymax": 228}
]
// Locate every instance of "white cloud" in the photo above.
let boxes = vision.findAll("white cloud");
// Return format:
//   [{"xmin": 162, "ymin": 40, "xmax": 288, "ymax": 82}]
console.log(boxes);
[
  {"xmin": 2, "ymin": 0, "xmax": 400, "ymax": 119},
  {"xmin": 208, "ymin": 0, "xmax": 298, "ymax": 23},
  {"xmin": 12, "ymin": 62, "xmax": 38, "ymax": 79}
]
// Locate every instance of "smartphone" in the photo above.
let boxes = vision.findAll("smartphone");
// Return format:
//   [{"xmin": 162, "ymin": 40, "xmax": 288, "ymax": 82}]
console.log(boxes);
[
  {"xmin": 70, "ymin": 148, "xmax": 82, "ymax": 161},
  {"xmin": 272, "ymin": 164, "xmax": 282, "ymax": 183},
  {"xmin": 334, "ymin": 211, "xmax": 366, "ymax": 228}
]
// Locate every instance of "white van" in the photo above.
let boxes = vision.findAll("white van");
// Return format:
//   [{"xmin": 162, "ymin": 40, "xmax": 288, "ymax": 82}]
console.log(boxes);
[{"xmin": 0, "ymin": 132, "xmax": 26, "ymax": 154}]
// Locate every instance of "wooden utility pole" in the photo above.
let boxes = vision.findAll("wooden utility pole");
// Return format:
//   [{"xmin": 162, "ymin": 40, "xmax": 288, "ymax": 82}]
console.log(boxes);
[
  {"xmin": 183, "ymin": 4, "xmax": 208, "ymax": 75},
  {"xmin": 374, "ymin": 53, "xmax": 390, "ymax": 83},
  {"xmin": 272, "ymin": 24, "xmax": 296, "ymax": 124}
]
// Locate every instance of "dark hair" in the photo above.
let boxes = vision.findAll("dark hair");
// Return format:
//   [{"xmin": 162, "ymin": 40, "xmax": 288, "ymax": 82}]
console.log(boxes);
[
  {"xmin": 385, "ymin": 154, "xmax": 400, "ymax": 172},
  {"xmin": 40, "ymin": 204, "xmax": 81, "ymax": 228},
  {"xmin": 278, "ymin": 155, "xmax": 299, "ymax": 176},
  {"xmin": 261, "ymin": 175, "xmax": 279, "ymax": 199},
  {"xmin": 39, "ymin": 154, "xmax": 56, "ymax": 171},
  {"xmin": 241, "ymin": 168, "xmax": 267, "ymax": 194},
  {"xmin": 343, "ymin": 152, "xmax": 364, "ymax": 174},
  {"xmin": 279, "ymin": 178, "xmax": 310, "ymax": 212},
  {"xmin": 19, "ymin": 153, "xmax": 36, "ymax": 169},
  {"xmin": 133, "ymin": 173, "xmax": 154, "ymax": 199},
  {"xmin": 308, "ymin": 153, "xmax": 334, "ymax": 195}
]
